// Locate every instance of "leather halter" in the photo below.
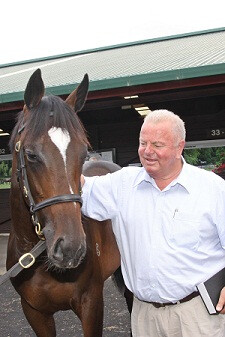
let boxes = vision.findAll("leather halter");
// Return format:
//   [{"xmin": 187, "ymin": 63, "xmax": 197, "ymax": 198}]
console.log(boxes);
[
  {"xmin": 0, "ymin": 122, "xmax": 83, "ymax": 286},
  {"xmin": 15, "ymin": 126, "xmax": 83, "ymax": 240}
]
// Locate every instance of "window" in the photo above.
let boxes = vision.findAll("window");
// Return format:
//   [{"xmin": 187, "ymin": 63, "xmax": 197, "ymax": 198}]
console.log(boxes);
[
  {"xmin": 0, "ymin": 154, "xmax": 12, "ymax": 189},
  {"xmin": 184, "ymin": 140, "xmax": 225, "ymax": 178}
]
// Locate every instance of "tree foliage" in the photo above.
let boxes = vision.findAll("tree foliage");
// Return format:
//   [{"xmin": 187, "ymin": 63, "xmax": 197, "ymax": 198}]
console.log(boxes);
[
  {"xmin": 183, "ymin": 147, "xmax": 225, "ymax": 170},
  {"xmin": 0, "ymin": 160, "xmax": 12, "ymax": 178}
]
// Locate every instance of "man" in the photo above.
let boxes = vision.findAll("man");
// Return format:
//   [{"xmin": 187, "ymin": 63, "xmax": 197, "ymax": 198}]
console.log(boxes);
[{"xmin": 81, "ymin": 109, "xmax": 225, "ymax": 337}]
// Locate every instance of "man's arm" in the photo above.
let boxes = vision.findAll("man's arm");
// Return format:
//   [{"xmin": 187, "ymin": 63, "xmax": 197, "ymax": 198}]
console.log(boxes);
[
  {"xmin": 80, "ymin": 171, "xmax": 120, "ymax": 221},
  {"xmin": 81, "ymin": 174, "xmax": 85, "ymax": 188}
]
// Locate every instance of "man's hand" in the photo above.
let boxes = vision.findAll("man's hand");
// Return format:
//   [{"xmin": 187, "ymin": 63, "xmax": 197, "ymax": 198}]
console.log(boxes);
[
  {"xmin": 216, "ymin": 287, "xmax": 225, "ymax": 314},
  {"xmin": 81, "ymin": 174, "xmax": 85, "ymax": 188}
]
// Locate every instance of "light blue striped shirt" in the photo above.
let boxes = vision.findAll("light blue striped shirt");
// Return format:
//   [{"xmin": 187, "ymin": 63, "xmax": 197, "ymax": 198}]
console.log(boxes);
[{"xmin": 82, "ymin": 160, "xmax": 225, "ymax": 303}]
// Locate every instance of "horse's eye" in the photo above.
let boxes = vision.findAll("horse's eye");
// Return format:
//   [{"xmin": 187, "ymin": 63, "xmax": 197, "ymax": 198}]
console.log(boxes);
[{"xmin": 25, "ymin": 151, "xmax": 38, "ymax": 162}]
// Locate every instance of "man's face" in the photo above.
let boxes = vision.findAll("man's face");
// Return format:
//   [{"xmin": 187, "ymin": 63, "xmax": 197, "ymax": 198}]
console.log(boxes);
[{"xmin": 138, "ymin": 121, "xmax": 185, "ymax": 179}]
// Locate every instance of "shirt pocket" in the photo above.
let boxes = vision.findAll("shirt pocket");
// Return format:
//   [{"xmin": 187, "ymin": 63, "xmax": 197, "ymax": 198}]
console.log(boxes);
[{"xmin": 170, "ymin": 211, "xmax": 200, "ymax": 250}]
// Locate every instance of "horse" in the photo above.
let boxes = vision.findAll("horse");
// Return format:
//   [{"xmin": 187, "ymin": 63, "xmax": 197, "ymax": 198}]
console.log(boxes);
[{"xmin": 6, "ymin": 69, "xmax": 131, "ymax": 337}]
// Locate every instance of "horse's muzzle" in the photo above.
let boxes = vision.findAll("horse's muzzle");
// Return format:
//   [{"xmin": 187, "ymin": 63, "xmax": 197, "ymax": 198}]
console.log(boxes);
[{"xmin": 50, "ymin": 237, "xmax": 87, "ymax": 269}]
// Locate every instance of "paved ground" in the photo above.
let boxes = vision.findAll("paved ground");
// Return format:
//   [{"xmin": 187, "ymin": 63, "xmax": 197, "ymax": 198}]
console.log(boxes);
[{"xmin": 0, "ymin": 235, "xmax": 131, "ymax": 336}]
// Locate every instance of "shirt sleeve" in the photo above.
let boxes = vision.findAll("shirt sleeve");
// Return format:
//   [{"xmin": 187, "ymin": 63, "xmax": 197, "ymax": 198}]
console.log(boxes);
[
  {"xmin": 81, "ymin": 171, "xmax": 121, "ymax": 221},
  {"xmin": 213, "ymin": 176, "xmax": 225, "ymax": 248}
]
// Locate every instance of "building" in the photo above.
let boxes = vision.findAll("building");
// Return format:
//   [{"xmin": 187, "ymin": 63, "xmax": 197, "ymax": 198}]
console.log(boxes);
[{"xmin": 1, "ymin": 27, "xmax": 225, "ymax": 232}]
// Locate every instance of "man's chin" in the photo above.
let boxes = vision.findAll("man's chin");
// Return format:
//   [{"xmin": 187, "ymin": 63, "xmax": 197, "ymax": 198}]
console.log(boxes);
[{"xmin": 144, "ymin": 164, "xmax": 158, "ymax": 175}]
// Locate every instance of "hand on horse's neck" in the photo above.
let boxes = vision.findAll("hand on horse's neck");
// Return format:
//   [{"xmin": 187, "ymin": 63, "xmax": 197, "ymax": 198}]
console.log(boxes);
[{"xmin": 154, "ymin": 162, "xmax": 183, "ymax": 191}]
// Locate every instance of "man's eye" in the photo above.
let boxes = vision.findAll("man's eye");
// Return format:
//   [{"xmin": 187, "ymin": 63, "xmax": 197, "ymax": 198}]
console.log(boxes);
[{"xmin": 153, "ymin": 143, "xmax": 164, "ymax": 148}]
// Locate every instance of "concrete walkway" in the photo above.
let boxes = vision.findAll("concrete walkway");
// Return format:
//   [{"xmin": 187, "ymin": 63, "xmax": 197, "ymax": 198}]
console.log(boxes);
[{"xmin": 0, "ymin": 234, "xmax": 8, "ymax": 275}]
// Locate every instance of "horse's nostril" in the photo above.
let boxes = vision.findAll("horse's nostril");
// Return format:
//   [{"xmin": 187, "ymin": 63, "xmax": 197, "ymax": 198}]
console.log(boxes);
[
  {"xmin": 53, "ymin": 238, "xmax": 64, "ymax": 262},
  {"xmin": 76, "ymin": 243, "xmax": 86, "ymax": 261}
]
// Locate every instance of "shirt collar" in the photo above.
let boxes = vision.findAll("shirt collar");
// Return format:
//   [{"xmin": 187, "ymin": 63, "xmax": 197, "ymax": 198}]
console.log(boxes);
[
  {"xmin": 133, "ymin": 168, "xmax": 152, "ymax": 187},
  {"xmin": 169, "ymin": 158, "xmax": 191, "ymax": 193},
  {"xmin": 133, "ymin": 157, "xmax": 192, "ymax": 193}
]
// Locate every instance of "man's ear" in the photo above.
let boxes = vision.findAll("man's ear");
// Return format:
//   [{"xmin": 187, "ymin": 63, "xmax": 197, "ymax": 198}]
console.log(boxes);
[{"xmin": 178, "ymin": 140, "xmax": 185, "ymax": 157}]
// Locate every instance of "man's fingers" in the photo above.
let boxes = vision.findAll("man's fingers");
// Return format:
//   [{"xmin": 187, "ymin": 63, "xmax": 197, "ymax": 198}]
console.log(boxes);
[{"xmin": 216, "ymin": 287, "xmax": 225, "ymax": 313}]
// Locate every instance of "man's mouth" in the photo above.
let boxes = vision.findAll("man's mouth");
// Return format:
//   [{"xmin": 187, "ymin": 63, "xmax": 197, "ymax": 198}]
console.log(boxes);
[{"xmin": 144, "ymin": 157, "xmax": 157, "ymax": 164}]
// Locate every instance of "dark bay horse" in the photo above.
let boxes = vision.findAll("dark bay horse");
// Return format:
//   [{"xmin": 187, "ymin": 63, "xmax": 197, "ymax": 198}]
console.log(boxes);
[{"xmin": 6, "ymin": 69, "xmax": 126, "ymax": 337}]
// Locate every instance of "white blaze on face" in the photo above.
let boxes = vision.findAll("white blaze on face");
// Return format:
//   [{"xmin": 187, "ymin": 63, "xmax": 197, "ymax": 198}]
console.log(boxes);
[
  {"xmin": 48, "ymin": 127, "xmax": 74, "ymax": 194},
  {"xmin": 48, "ymin": 127, "xmax": 70, "ymax": 165}
]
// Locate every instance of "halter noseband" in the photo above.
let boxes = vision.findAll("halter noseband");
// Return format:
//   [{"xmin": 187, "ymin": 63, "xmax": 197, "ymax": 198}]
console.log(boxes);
[{"xmin": 15, "ymin": 127, "xmax": 83, "ymax": 240}]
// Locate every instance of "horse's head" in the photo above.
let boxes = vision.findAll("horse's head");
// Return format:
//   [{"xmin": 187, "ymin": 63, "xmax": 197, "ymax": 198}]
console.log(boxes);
[{"xmin": 10, "ymin": 69, "xmax": 89, "ymax": 269}]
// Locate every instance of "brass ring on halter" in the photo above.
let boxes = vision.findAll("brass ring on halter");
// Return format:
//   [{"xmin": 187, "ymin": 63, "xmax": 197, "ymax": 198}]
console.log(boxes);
[
  {"xmin": 35, "ymin": 223, "xmax": 45, "ymax": 240},
  {"xmin": 31, "ymin": 214, "xmax": 35, "ymax": 225},
  {"xmin": 15, "ymin": 141, "xmax": 21, "ymax": 152},
  {"xmin": 19, "ymin": 253, "xmax": 35, "ymax": 269}
]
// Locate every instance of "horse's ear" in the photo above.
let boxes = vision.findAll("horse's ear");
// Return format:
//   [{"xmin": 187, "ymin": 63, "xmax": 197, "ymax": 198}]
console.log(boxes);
[
  {"xmin": 24, "ymin": 69, "xmax": 45, "ymax": 109},
  {"xmin": 66, "ymin": 74, "xmax": 89, "ymax": 113}
]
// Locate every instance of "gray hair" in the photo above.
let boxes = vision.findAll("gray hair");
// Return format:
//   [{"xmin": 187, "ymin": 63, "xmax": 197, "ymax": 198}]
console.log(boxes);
[{"xmin": 143, "ymin": 109, "xmax": 186, "ymax": 141}]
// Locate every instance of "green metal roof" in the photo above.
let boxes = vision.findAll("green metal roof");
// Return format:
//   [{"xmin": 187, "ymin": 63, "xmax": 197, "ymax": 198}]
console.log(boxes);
[{"xmin": 1, "ymin": 27, "xmax": 225, "ymax": 104}]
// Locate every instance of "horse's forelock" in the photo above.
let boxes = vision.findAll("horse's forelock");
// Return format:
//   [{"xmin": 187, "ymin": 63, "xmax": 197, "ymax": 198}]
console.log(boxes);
[{"xmin": 10, "ymin": 95, "xmax": 88, "ymax": 151}]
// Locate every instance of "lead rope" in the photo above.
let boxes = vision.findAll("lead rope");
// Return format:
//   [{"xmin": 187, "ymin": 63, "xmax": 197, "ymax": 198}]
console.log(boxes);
[{"xmin": 0, "ymin": 240, "xmax": 46, "ymax": 287}]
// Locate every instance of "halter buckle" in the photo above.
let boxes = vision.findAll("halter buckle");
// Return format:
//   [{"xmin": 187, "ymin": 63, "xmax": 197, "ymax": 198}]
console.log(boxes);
[
  {"xmin": 15, "ymin": 141, "xmax": 21, "ymax": 152},
  {"xmin": 19, "ymin": 253, "xmax": 35, "ymax": 269},
  {"xmin": 23, "ymin": 186, "xmax": 28, "ymax": 198}
]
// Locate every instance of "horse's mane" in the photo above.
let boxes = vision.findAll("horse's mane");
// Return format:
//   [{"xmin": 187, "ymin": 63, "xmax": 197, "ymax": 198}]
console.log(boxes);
[{"xmin": 10, "ymin": 95, "xmax": 89, "ymax": 151}]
